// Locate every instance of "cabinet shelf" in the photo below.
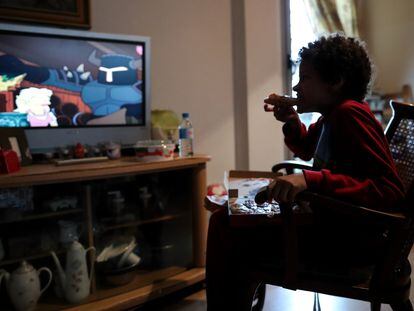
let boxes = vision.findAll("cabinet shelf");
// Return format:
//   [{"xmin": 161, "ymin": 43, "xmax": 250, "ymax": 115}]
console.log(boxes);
[
  {"xmin": 101, "ymin": 213, "xmax": 183, "ymax": 232},
  {"xmin": 0, "ymin": 208, "xmax": 83, "ymax": 225},
  {"xmin": 36, "ymin": 267, "xmax": 205, "ymax": 311},
  {"xmin": 0, "ymin": 156, "xmax": 209, "ymax": 310},
  {"xmin": 0, "ymin": 249, "xmax": 65, "ymax": 267}
]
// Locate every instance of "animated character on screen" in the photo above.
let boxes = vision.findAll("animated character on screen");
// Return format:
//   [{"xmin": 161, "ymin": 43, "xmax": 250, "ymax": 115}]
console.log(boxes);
[
  {"xmin": 0, "ymin": 47, "xmax": 143, "ymax": 123},
  {"xmin": 14, "ymin": 87, "xmax": 58, "ymax": 127},
  {"xmin": 81, "ymin": 49, "xmax": 142, "ymax": 117}
]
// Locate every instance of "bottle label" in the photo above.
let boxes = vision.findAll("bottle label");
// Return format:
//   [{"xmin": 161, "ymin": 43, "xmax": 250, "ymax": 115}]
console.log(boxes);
[
  {"xmin": 187, "ymin": 128, "xmax": 194, "ymax": 139},
  {"xmin": 179, "ymin": 128, "xmax": 194, "ymax": 139},
  {"xmin": 179, "ymin": 139, "xmax": 193, "ymax": 157},
  {"xmin": 179, "ymin": 128, "xmax": 187, "ymax": 139}
]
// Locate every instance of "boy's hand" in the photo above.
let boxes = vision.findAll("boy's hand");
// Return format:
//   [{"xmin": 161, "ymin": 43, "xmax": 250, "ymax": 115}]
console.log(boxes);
[
  {"xmin": 268, "ymin": 173, "xmax": 307, "ymax": 204},
  {"xmin": 263, "ymin": 93, "xmax": 299, "ymax": 123}
]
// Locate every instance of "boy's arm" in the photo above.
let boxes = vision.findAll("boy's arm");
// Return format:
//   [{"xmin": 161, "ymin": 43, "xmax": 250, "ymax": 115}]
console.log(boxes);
[
  {"xmin": 264, "ymin": 93, "xmax": 322, "ymax": 161},
  {"xmin": 303, "ymin": 169, "xmax": 403, "ymax": 211},
  {"xmin": 283, "ymin": 117, "xmax": 323, "ymax": 161},
  {"xmin": 302, "ymin": 103, "xmax": 404, "ymax": 211}
]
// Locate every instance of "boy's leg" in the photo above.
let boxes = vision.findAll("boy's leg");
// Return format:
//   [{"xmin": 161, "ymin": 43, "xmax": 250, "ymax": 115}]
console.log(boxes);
[
  {"xmin": 206, "ymin": 208, "xmax": 284, "ymax": 310},
  {"xmin": 206, "ymin": 208, "xmax": 240, "ymax": 310}
]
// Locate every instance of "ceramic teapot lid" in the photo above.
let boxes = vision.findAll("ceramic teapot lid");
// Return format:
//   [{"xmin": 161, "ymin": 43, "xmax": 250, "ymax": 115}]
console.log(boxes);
[
  {"xmin": 68, "ymin": 240, "xmax": 85, "ymax": 250},
  {"xmin": 15, "ymin": 261, "xmax": 34, "ymax": 274}
]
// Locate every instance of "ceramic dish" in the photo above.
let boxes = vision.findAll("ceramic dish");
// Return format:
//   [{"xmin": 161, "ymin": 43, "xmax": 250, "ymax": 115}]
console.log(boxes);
[{"xmin": 97, "ymin": 260, "xmax": 140, "ymax": 286}]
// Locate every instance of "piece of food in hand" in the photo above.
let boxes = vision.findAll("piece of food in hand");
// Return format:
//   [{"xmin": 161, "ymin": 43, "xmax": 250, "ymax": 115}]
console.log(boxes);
[{"xmin": 263, "ymin": 94, "xmax": 299, "ymax": 111}]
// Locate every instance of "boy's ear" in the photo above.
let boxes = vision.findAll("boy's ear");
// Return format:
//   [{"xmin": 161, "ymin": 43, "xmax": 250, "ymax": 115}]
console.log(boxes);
[{"xmin": 331, "ymin": 77, "xmax": 345, "ymax": 92}]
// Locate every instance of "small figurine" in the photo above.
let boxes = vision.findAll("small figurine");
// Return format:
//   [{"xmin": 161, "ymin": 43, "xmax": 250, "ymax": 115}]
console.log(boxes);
[
  {"xmin": 106, "ymin": 141, "xmax": 121, "ymax": 159},
  {"xmin": 92, "ymin": 146, "xmax": 102, "ymax": 157},
  {"xmin": 60, "ymin": 146, "xmax": 71, "ymax": 159},
  {"xmin": 74, "ymin": 143, "xmax": 85, "ymax": 159}
]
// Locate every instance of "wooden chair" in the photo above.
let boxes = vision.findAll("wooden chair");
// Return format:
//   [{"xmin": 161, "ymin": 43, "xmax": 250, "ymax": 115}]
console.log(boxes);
[
  {"xmin": 248, "ymin": 100, "xmax": 414, "ymax": 311},
  {"xmin": 378, "ymin": 84, "xmax": 413, "ymax": 128}
]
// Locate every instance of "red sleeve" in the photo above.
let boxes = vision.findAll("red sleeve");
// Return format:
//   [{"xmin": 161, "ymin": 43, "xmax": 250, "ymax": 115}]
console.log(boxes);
[
  {"xmin": 283, "ymin": 117, "xmax": 323, "ymax": 161},
  {"xmin": 302, "ymin": 102, "xmax": 404, "ymax": 211}
]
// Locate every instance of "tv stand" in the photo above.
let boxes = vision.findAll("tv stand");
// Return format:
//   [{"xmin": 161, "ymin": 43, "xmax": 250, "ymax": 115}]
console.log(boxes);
[{"xmin": 0, "ymin": 155, "xmax": 210, "ymax": 310}]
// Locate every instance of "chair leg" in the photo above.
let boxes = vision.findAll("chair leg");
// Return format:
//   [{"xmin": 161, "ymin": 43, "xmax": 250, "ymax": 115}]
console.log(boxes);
[
  {"xmin": 313, "ymin": 293, "xmax": 321, "ymax": 311},
  {"xmin": 371, "ymin": 301, "xmax": 381, "ymax": 311},
  {"xmin": 251, "ymin": 283, "xmax": 266, "ymax": 311},
  {"xmin": 390, "ymin": 300, "xmax": 414, "ymax": 311}
]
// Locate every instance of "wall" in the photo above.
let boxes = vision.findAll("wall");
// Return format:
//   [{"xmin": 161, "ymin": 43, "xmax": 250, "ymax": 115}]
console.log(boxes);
[
  {"xmin": 245, "ymin": 0, "xmax": 287, "ymax": 171},
  {"xmin": 91, "ymin": 0, "xmax": 286, "ymax": 183},
  {"xmin": 91, "ymin": 0, "xmax": 235, "ymax": 183},
  {"xmin": 360, "ymin": 0, "xmax": 414, "ymax": 94}
]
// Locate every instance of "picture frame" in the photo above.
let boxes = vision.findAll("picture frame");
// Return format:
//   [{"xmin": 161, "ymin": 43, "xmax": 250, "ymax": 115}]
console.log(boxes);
[
  {"xmin": 0, "ymin": 0, "xmax": 90, "ymax": 29},
  {"xmin": 0, "ymin": 128, "xmax": 32, "ymax": 165}
]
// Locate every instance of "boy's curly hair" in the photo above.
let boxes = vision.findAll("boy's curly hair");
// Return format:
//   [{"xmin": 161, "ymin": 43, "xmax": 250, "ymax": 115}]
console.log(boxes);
[{"xmin": 299, "ymin": 34, "xmax": 372, "ymax": 102}]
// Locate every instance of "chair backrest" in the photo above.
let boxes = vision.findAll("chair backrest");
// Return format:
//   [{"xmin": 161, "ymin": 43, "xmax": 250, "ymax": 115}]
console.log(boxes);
[
  {"xmin": 385, "ymin": 101, "xmax": 414, "ymax": 204},
  {"xmin": 376, "ymin": 101, "xmax": 414, "ymax": 287}
]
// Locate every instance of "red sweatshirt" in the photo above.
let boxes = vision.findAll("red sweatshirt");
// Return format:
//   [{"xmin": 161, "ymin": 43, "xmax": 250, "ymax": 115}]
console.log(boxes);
[{"xmin": 284, "ymin": 100, "xmax": 404, "ymax": 211}]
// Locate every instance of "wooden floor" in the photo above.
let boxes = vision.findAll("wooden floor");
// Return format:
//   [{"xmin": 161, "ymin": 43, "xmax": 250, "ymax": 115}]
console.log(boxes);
[
  {"xmin": 147, "ymin": 288, "xmax": 388, "ymax": 311},
  {"xmin": 139, "ymin": 250, "xmax": 414, "ymax": 311},
  {"xmin": 147, "ymin": 287, "xmax": 404, "ymax": 311}
]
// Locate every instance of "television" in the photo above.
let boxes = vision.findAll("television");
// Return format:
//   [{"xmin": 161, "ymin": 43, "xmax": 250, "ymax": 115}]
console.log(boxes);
[{"xmin": 0, "ymin": 22, "xmax": 151, "ymax": 154}]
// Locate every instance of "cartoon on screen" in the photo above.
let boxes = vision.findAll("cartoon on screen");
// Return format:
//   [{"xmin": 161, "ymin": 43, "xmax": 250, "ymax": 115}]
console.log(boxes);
[{"xmin": 0, "ymin": 34, "xmax": 144, "ymax": 128}]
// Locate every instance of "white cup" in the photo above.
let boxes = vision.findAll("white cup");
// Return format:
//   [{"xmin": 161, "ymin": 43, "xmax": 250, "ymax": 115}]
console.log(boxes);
[
  {"xmin": 120, "ymin": 252, "xmax": 141, "ymax": 268},
  {"xmin": 117, "ymin": 240, "xmax": 140, "ymax": 268}
]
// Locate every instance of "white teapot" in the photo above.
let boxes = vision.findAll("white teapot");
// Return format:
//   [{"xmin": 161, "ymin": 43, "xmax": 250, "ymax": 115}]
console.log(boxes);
[
  {"xmin": 51, "ymin": 241, "xmax": 95, "ymax": 304},
  {"xmin": 0, "ymin": 261, "xmax": 52, "ymax": 311}
]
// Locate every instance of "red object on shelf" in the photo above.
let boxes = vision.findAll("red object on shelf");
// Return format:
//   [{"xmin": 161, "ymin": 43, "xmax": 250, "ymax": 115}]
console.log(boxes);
[
  {"xmin": 74, "ymin": 143, "xmax": 85, "ymax": 158},
  {"xmin": 0, "ymin": 149, "xmax": 20, "ymax": 174}
]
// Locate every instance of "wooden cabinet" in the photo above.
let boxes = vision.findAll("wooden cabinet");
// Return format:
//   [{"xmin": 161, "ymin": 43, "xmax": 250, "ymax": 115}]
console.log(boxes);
[{"xmin": 0, "ymin": 155, "xmax": 210, "ymax": 310}]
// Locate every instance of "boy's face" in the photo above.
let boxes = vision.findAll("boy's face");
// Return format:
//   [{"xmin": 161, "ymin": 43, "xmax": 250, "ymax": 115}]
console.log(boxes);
[{"xmin": 293, "ymin": 61, "xmax": 337, "ymax": 114}]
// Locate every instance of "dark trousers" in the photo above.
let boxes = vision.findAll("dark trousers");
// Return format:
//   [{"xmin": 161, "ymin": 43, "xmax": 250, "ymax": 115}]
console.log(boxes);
[{"xmin": 205, "ymin": 208, "xmax": 386, "ymax": 311}]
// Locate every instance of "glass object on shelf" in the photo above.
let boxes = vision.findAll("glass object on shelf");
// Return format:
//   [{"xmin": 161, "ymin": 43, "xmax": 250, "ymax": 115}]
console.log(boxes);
[
  {"xmin": 0, "ymin": 187, "xmax": 33, "ymax": 212},
  {"xmin": 58, "ymin": 220, "xmax": 82, "ymax": 246},
  {"xmin": 42, "ymin": 195, "xmax": 78, "ymax": 212},
  {"xmin": 106, "ymin": 190, "xmax": 126, "ymax": 221},
  {"xmin": 138, "ymin": 186, "xmax": 152, "ymax": 219}
]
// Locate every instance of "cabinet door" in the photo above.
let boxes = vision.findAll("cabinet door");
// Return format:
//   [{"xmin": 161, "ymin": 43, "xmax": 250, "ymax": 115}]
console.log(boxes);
[
  {"xmin": 91, "ymin": 169, "xmax": 194, "ymax": 290},
  {"xmin": 0, "ymin": 183, "xmax": 85, "ymax": 264}
]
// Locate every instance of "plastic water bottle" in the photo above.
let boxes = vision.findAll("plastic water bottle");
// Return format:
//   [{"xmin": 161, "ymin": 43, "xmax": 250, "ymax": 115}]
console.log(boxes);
[{"xmin": 178, "ymin": 112, "xmax": 194, "ymax": 157}]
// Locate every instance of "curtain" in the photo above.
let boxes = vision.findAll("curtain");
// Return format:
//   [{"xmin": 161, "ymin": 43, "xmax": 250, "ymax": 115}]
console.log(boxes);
[{"xmin": 302, "ymin": 0, "xmax": 360, "ymax": 37}]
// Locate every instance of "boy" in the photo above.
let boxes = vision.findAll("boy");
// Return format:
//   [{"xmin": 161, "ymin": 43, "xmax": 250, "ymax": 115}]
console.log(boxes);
[
  {"xmin": 206, "ymin": 34, "xmax": 404, "ymax": 310},
  {"xmin": 263, "ymin": 35, "xmax": 403, "ymax": 208}
]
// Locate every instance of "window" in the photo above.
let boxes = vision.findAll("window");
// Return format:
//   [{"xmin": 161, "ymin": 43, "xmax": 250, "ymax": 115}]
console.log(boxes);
[{"xmin": 289, "ymin": 0, "xmax": 320, "ymax": 127}]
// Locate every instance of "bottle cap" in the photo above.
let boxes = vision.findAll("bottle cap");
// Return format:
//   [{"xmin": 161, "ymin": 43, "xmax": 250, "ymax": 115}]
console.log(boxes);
[{"xmin": 182, "ymin": 112, "xmax": 189, "ymax": 118}]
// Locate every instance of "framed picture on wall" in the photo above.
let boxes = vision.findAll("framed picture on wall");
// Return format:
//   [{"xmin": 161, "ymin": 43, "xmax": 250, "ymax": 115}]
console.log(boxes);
[
  {"xmin": 0, "ymin": 0, "xmax": 90, "ymax": 29},
  {"xmin": 0, "ymin": 128, "xmax": 32, "ymax": 165}
]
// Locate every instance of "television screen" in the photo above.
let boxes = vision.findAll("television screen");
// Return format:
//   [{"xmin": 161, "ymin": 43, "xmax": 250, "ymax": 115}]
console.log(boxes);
[
  {"xmin": 0, "ymin": 29, "xmax": 145, "ymax": 128},
  {"xmin": 0, "ymin": 23, "xmax": 151, "ymax": 152}
]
